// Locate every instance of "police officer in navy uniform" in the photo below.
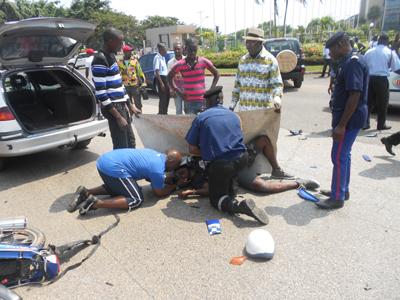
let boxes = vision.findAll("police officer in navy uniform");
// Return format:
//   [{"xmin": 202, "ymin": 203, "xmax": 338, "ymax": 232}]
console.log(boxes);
[
  {"xmin": 316, "ymin": 32, "xmax": 369, "ymax": 209},
  {"xmin": 185, "ymin": 86, "xmax": 269, "ymax": 224}
]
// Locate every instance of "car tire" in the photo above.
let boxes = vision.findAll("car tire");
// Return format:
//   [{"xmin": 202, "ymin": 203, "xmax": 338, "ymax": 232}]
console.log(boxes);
[
  {"xmin": 293, "ymin": 78, "xmax": 303, "ymax": 88},
  {"xmin": 72, "ymin": 139, "xmax": 92, "ymax": 150}
]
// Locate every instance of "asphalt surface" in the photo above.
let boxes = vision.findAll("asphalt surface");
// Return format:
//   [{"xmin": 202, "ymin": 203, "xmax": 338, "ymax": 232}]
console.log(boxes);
[{"xmin": 1, "ymin": 75, "xmax": 400, "ymax": 299}]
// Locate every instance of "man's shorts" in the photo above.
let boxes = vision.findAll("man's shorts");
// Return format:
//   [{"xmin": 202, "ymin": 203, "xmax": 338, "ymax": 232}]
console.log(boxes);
[{"xmin": 98, "ymin": 170, "xmax": 144, "ymax": 209}]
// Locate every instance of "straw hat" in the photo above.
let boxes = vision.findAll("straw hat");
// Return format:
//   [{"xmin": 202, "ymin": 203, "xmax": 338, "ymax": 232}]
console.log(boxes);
[{"xmin": 243, "ymin": 28, "xmax": 266, "ymax": 42}]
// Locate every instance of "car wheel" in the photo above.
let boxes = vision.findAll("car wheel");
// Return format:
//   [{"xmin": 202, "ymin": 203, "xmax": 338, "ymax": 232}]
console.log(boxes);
[
  {"xmin": 0, "ymin": 158, "xmax": 6, "ymax": 171},
  {"xmin": 72, "ymin": 139, "xmax": 92, "ymax": 150},
  {"xmin": 153, "ymin": 79, "xmax": 159, "ymax": 95},
  {"xmin": 293, "ymin": 78, "xmax": 302, "ymax": 88}
]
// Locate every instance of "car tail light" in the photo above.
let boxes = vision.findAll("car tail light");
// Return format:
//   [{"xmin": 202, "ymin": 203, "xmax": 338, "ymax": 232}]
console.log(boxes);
[
  {"xmin": 300, "ymin": 48, "xmax": 305, "ymax": 60},
  {"xmin": 0, "ymin": 107, "xmax": 15, "ymax": 121}
]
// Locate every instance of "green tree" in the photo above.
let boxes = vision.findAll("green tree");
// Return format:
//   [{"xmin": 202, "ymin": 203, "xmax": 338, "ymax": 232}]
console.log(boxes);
[
  {"xmin": 69, "ymin": 0, "xmax": 109, "ymax": 20},
  {"xmin": 0, "ymin": 0, "xmax": 21, "ymax": 22},
  {"xmin": 140, "ymin": 15, "xmax": 182, "ymax": 29}
]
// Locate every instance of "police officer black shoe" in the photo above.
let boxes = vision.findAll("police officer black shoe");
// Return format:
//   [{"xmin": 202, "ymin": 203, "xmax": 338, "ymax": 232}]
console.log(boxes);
[
  {"xmin": 231, "ymin": 199, "xmax": 269, "ymax": 225},
  {"xmin": 314, "ymin": 198, "xmax": 344, "ymax": 209},
  {"xmin": 378, "ymin": 125, "xmax": 391, "ymax": 131},
  {"xmin": 78, "ymin": 195, "xmax": 98, "ymax": 216},
  {"xmin": 381, "ymin": 137, "xmax": 395, "ymax": 156},
  {"xmin": 68, "ymin": 186, "xmax": 89, "ymax": 213},
  {"xmin": 320, "ymin": 189, "xmax": 350, "ymax": 200}
]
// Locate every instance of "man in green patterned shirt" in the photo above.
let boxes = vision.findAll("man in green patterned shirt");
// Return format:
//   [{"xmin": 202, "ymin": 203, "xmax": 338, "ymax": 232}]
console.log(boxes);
[{"xmin": 230, "ymin": 27, "xmax": 292, "ymax": 179}]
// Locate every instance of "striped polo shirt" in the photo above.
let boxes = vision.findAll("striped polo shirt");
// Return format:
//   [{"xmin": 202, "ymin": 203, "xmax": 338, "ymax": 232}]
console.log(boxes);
[
  {"xmin": 231, "ymin": 47, "xmax": 283, "ymax": 111},
  {"xmin": 91, "ymin": 51, "xmax": 128, "ymax": 108},
  {"xmin": 170, "ymin": 57, "xmax": 214, "ymax": 102}
]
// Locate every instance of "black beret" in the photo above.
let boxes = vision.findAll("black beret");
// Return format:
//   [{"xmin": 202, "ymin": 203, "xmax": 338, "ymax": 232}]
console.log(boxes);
[
  {"xmin": 204, "ymin": 86, "xmax": 223, "ymax": 99},
  {"xmin": 326, "ymin": 32, "xmax": 347, "ymax": 48}
]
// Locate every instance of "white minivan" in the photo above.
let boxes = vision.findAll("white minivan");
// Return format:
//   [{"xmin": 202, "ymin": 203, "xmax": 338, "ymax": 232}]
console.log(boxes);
[{"xmin": 0, "ymin": 18, "xmax": 108, "ymax": 170}]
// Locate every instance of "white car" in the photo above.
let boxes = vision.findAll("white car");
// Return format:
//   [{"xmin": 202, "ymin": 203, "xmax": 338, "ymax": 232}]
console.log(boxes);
[
  {"xmin": 389, "ymin": 71, "xmax": 400, "ymax": 106},
  {"xmin": 0, "ymin": 17, "xmax": 108, "ymax": 170}
]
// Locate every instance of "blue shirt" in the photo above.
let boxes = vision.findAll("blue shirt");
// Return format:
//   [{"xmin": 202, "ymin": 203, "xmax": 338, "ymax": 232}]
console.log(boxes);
[
  {"xmin": 91, "ymin": 51, "xmax": 128, "ymax": 108},
  {"xmin": 153, "ymin": 53, "xmax": 168, "ymax": 76},
  {"xmin": 331, "ymin": 52, "xmax": 369, "ymax": 129},
  {"xmin": 96, "ymin": 149, "xmax": 166, "ymax": 189},
  {"xmin": 364, "ymin": 45, "xmax": 400, "ymax": 77},
  {"xmin": 185, "ymin": 105, "xmax": 246, "ymax": 161}
]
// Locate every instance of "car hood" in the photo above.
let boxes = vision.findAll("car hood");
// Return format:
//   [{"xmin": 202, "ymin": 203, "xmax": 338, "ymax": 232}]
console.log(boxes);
[{"xmin": 0, "ymin": 17, "xmax": 95, "ymax": 68}]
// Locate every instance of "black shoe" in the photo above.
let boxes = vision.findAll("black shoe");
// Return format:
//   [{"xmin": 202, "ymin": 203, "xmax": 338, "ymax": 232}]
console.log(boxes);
[
  {"xmin": 271, "ymin": 168, "xmax": 294, "ymax": 179},
  {"xmin": 362, "ymin": 125, "xmax": 370, "ymax": 130},
  {"xmin": 378, "ymin": 125, "xmax": 391, "ymax": 131},
  {"xmin": 315, "ymin": 198, "xmax": 344, "ymax": 209},
  {"xmin": 320, "ymin": 189, "xmax": 350, "ymax": 200},
  {"xmin": 296, "ymin": 178, "xmax": 320, "ymax": 190},
  {"xmin": 68, "ymin": 186, "xmax": 89, "ymax": 213},
  {"xmin": 381, "ymin": 137, "xmax": 395, "ymax": 156},
  {"xmin": 78, "ymin": 195, "xmax": 98, "ymax": 216},
  {"xmin": 233, "ymin": 199, "xmax": 269, "ymax": 225}
]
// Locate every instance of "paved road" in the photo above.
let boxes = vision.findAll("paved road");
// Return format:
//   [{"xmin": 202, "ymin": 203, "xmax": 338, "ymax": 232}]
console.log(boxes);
[{"xmin": 1, "ymin": 75, "xmax": 399, "ymax": 299}]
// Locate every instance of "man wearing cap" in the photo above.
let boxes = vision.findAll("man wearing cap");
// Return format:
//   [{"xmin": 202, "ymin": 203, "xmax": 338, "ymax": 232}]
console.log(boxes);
[
  {"xmin": 168, "ymin": 39, "xmax": 220, "ymax": 114},
  {"xmin": 84, "ymin": 48, "xmax": 95, "ymax": 80},
  {"xmin": 185, "ymin": 86, "xmax": 269, "ymax": 225},
  {"xmin": 230, "ymin": 27, "xmax": 292, "ymax": 179},
  {"xmin": 91, "ymin": 28, "xmax": 141, "ymax": 149},
  {"xmin": 363, "ymin": 33, "xmax": 400, "ymax": 130},
  {"xmin": 118, "ymin": 45, "xmax": 146, "ymax": 111},
  {"xmin": 316, "ymin": 32, "xmax": 369, "ymax": 209}
]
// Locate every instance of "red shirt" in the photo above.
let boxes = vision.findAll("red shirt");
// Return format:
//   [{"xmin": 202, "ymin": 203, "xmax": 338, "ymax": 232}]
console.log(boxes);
[{"xmin": 171, "ymin": 57, "xmax": 214, "ymax": 102}]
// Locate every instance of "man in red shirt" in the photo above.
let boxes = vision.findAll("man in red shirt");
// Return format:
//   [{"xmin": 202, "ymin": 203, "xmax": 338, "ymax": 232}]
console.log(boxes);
[{"xmin": 167, "ymin": 39, "xmax": 219, "ymax": 114}]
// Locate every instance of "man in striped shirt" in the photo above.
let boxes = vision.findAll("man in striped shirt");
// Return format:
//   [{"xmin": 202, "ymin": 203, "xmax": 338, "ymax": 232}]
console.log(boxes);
[
  {"xmin": 91, "ymin": 28, "xmax": 141, "ymax": 149},
  {"xmin": 167, "ymin": 39, "xmax": 219, "ymax": 114},
  {"xmin": 230, "ymin": 28, "xmax": 292, "ymax": 179}
]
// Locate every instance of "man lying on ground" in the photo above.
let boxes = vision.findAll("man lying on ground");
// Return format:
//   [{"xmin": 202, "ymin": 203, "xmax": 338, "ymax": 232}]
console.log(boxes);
[
  {"xmin": 68, "ymin": 148, "xmax": 183, "ymax": 215},
  {"xmin": 176, "ymin": 151, "xmax": 319, "ymax": 200}
]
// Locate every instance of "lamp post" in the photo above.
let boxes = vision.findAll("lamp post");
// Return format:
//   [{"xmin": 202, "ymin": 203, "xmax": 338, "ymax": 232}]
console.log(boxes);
[{"xmin": 198, "ymin": 11, "xmax": 209, "ymax": 47}]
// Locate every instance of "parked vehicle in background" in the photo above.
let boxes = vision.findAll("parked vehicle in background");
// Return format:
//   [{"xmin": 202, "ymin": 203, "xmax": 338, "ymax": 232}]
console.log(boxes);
[
  {"xmin": 67, "ymin": 52, "xmax": 89, "ymax": 69},
  {"xmin": 0, "ymin": 17, "xmax": 108, "ymax": 171},
  {"xmin": 264, "ymin": 38, "xmax": 305, "ymax": 88},
  {"xmin": 139, "ymin": 51, "xmax": 174, "ymax": 93},
  {"xmin": 389, "ymin": 71, "xmax": 400, "ymax": 106}
]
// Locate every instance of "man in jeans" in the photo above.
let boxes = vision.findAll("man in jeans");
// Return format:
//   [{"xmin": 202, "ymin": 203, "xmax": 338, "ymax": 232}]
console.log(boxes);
[
  {"xmin": 167, "ymin": 42, "xmax": 184, "ymax": 114},
  {"xmin": 91, "ymin": 28, "xmax": 141, "ymax": 149},
  {"xmin": 153, "ymin": 43, "xmax": 170, "ymax": 114},
  {"xmin": 168, "ymin": 39, "xmax": 219, "ymax": 114},
  {"xmin": 185, "ymin": 86, "xmax": 269, "ymax": 224},
  {"xmin": 118, "ymin": 45, "xmax": 146, "ymax": 111}
]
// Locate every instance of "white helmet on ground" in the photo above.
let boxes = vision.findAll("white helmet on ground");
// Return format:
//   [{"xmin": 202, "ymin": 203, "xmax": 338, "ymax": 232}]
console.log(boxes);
[{"xmin": 245, "ymin": 229, "xmax": 275, "ymax": 259}]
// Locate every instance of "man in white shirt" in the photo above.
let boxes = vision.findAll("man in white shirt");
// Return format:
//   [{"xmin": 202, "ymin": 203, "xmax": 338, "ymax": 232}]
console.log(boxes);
[
  {"xmin": 364, "ymin": 33, "xmax": 400, "ymax": 130},
  {"xmin": 167, "ymin": 42, "xmax": 184, "ymax": 114},
  {"xmin": 320, "ymin": 46, "xmax": 331, "ymax": 77},
  {"xmin": 153, "ymin": 43, "xmax": 170, "ymax": 114}
]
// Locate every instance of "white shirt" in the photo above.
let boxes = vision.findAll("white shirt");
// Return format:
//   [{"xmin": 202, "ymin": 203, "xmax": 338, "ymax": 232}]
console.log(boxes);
[
  {"xmin": 153, "ymin": 53, "xmax": 168, "ymax": 76},
  {"xmin": 369, "ymin": 41, "xmax": 378, "ymax": 48},
  {"xmin": 323, "ymin": 47, "xmax": 330, "ymax": 59},
  {"xmin": 85, "ymin": 55, "xmax": 94, "ymax": 84},
  {"xmin": 364, "ymin": 45, "xmax": 400, "ymax": 77}
]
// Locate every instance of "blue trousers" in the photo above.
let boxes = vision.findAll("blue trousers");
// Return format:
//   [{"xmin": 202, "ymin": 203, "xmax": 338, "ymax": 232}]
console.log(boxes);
[{"xmin": 330, "ymin": 128, "xmax": 360, "ymax": 201}]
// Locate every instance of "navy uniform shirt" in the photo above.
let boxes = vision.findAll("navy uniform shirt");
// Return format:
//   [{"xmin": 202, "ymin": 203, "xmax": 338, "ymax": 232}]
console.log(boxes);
[
  {"xmin": 185, "ymin": 105, "xmax": 246, "ymax": 161},
  {"xmin": 331, "ymin": 52, "xmax": 369, "ymax": 129}
]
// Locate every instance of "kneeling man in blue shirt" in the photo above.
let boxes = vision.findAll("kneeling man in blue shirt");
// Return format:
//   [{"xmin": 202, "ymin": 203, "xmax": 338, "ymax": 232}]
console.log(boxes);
[
  {"xmin": 185, "ymin": 86, "xmax": 269, "ymax": 224},
  {"xmin": 68, "ymin": 148, "xmax": 183, "ymax": 215}
]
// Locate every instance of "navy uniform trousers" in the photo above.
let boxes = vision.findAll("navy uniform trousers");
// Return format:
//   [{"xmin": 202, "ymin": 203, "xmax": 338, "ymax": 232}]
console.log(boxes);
[{"xmin": 330, "ymin": 128, "xmax": 359, "ymax": 201}]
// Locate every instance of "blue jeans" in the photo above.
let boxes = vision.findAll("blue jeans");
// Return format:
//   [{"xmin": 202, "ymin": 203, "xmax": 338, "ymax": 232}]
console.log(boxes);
[
  {"xmin": 330, "ymin": 128, "xmax": 360, "ymax": 201},
  {"xmin": 174, "ymin": 95, "xmax": 183, "ymax": 115},
  {"xmin": 184, "ymin": 101, "xmax": 203, "ymax": 114}
]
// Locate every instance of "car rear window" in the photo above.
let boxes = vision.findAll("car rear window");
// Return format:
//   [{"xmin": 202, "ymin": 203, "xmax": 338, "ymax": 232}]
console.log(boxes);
[
  {"xmin": 0, "ymin": 35, "xmax": 77, "ymax": 61},
  {"xmin": 264, "ymin": 40, "xmax": 300, "ymax": 54}
]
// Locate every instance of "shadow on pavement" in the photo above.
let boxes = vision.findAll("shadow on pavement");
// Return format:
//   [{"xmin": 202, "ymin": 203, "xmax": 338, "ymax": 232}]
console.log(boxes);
[
  {"xmin": 358, "ymin": 156, "xmax": 400, "ymax": 180},
  {"xmin": 265, "ymin": 201, "xmax": 329, "ymax": 226},
  {"xmin": 161, "ymin": 196, "xmax": 262, "ymax": 228},
  {"xmin": 0, "ymin": 148, "xmax": 99, "ymax": 191}
]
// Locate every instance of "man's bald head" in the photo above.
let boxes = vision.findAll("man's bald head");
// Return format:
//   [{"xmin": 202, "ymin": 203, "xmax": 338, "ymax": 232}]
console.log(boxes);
[{"xmin": 165, "ymin": 149, "xmax": 182, "ymax": 171}]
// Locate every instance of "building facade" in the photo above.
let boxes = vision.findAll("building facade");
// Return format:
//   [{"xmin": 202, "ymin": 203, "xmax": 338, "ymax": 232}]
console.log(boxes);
[
  {"xmin": 382, "ymin": 0, "xmax": 400, "ymax": 31},
  {"xmin": 145, "ymin": 25, "xmax": 196, "ymax": 51}
]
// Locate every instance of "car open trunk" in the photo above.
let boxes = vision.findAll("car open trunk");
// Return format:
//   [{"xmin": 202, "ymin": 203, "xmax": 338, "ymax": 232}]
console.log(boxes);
[{"xmin": 4, "ymin": 68, "xmax": 96, "ymax": 133}]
